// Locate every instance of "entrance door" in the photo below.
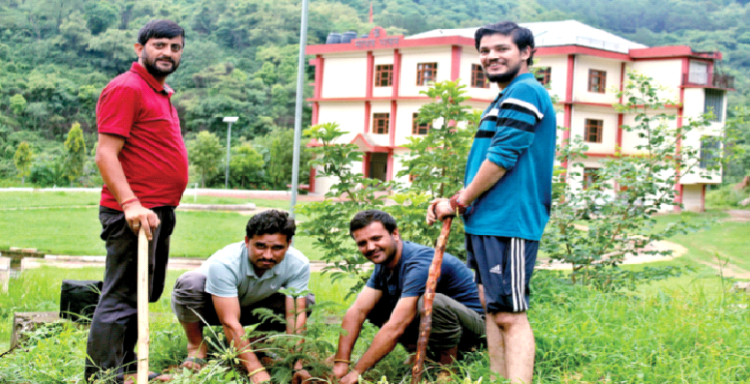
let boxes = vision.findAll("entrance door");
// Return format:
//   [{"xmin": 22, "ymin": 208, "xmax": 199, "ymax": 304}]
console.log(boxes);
[{"xmin": 369, "ymin": 153, "xmax": 388, "ymax": 182}]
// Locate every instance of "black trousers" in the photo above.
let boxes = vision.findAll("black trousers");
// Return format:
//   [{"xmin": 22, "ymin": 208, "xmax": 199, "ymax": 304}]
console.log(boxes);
[{"xmin": 84, "ymin": 206, "xmax": 176, "ymax": 382}]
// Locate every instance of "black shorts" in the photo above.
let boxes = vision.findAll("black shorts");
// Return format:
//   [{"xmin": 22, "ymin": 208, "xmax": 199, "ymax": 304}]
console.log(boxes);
[{"xmin": 466, "ymin": 235, "xmax": 538, "ymax": 313}]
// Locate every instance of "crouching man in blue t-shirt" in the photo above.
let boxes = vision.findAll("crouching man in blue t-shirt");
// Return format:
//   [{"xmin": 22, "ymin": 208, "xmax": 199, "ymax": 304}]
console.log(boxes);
[
  {"xmin": 332, "ymin": 210, "xmax": 486, "ymax": 384},
  {"xmin": 170, "ymin": 210, "xmax": 313, "ymax": 384}
]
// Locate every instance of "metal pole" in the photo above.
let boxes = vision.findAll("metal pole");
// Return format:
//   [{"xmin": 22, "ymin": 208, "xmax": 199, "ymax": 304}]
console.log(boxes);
[
  {"xmin": 289, "ymin": 0, "xmax": 310, "ymax": 219},
  {"xmin": 225, "ymin": 122, "xmax": 232, "ymax": 189}
]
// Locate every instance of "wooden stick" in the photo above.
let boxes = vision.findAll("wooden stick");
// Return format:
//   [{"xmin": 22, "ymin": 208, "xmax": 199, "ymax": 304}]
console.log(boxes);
[
  {"xmin": 137, "ymin": 227, "xmax": 149, "ymax": 384},
  {"xmin": 411, "ymin": 217, "xmax": 453, "ymax": 384}
]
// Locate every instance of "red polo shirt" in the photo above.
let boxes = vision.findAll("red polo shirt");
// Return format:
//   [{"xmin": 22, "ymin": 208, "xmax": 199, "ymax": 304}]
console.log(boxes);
[{"xmin": 97, "ymin": 62, "xmax": 189, "ymax": 211}]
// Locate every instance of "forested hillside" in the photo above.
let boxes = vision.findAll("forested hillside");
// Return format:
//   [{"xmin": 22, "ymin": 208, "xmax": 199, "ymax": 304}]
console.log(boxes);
[{"xmin": 0, "ymin": 0, "xmax": 748, "ymax": 187}]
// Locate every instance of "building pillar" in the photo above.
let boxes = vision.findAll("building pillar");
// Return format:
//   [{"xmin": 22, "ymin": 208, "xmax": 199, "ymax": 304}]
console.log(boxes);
[
  {"xmin": 389, "ymin": 100, "xmax": 397, "ymax": 147},
  {"xmin": 363, "ymin": 152, "xmax": 371, "ymax": 177},
  {"xmin": 364, "ymin": 101, "xmax": 371, "ymax": 133},
  {"xmin": 386, "ymin": 149, "xmax": 394, "ymax": 181},
  {"xmin": 451, "ymin": 45, "xmax": 462, "ymax": 81},
  {"xmin": 393, "ymin": 49, "xmax": 401, "ymax": 97},
  {"xmin": 308, "ymin": 167, "xmax": 316, "ymax": 193},
  {"xmin": 562, "ymin": 54, "xmax": 575, "ymax": 173}
]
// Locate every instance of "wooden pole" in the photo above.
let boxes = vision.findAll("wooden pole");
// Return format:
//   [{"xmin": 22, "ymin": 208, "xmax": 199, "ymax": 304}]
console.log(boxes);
[
  {"xmin": 137, "ymin": 227, "xmax": 149, "ymax": 383},
  {"xmin": 411, "ymin": 217, "xmax": 453, "ymax": 384}
]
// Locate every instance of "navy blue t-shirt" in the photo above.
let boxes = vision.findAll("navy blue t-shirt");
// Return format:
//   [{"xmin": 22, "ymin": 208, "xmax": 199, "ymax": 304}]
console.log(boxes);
[{"xmin": 365, "ymin": 241, "xmax": 483, "ymax": 314}]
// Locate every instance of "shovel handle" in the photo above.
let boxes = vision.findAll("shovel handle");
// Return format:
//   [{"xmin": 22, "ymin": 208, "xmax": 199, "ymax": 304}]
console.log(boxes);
[
  {"xmin": 411, "ymin": 216, "xmax": 453, "ymax": 384},
  {"xmin": 137, "ymin": 227, "xmax": 150, "ymax": 384}
]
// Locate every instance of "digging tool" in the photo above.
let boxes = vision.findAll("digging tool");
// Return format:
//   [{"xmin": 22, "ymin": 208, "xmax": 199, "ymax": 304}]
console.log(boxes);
[
  {"xmin": 411, "ymin": 216, "xmax": 454, "ymax": 384},
  {"xmin": 137, "ymin": 227, "xmax": 149, "ymax": 384}
]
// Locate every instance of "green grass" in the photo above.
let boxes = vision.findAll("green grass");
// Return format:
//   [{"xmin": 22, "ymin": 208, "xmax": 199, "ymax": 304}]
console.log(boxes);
[
  {"xmin": 0, "ymin": 191, "xmax": 100, "ymax": 208},
  {"xmin": 0, "ymin": 192, "xmax": 322, "ymax": 260},
  {"xmin": 0, "ymin": 267, "xmax": 356, "ymax": 347},
  {"xmin": 2, "ymin": 191, "xmax": 750, "ymax": 382},
  {"xmin": 1, "ymin": 267, "xmax": 749, "ymax": 383}
]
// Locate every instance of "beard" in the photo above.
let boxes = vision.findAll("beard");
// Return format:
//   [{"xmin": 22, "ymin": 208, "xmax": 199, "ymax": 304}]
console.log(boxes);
[
  {"xmin": 486, "ymin": 60, "xmax": 522, "ymax": 84},
  {"xmin": 141, "ymin": 51, "xmax": 179, "ymax": 78}
]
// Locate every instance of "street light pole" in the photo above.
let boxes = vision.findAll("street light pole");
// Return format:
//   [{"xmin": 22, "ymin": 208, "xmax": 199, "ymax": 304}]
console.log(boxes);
[
  {"xmin": 223, "ymin": 116, "xmax": 239, "ymax": 189},
  {"xmin": 289, "ymin": 0, "xmax": 310, "ymax": 219}
]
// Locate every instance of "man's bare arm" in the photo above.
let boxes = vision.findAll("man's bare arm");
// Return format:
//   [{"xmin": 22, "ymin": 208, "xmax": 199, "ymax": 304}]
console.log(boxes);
[
  {"xmin": 95, "ymin": 133, "xmax": 159, "ymax": 239},
  {"xmin": 350, "ymin": 296, "xmax": 418, "ymax": 374},
  {"xmin": 213, "ymin": 296, "xmax": 270, "ymax": 383},
  {"xmin": 333, "ymin": 287, "xmax": 381, "ymax": 378},
  {"xmin": 427, "ymin": 160, "xmax": 507, "ymax": 224},
  {"xmin": 460, "ymin": 160, "xmax": 506, "ymax": 205}
]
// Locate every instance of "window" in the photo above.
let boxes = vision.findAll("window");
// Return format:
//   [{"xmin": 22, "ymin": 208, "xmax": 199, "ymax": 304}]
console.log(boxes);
[
  {"xmin": 584, "ymin": 119, "xmax": 603, "ymax": 143},
  {"xmin": 535, "ymin": 67, "xmax": 551, "ymax": 86},
  {"xmin": 588, "ymin": 69, "xmax": 606, "ymax": 93},
  {"xmin": 375, "ymin": 64, "xmax": 393, "ymax": 87},
  {"xmin": 704, "ymin": 89, "xmax": 724, "ymax": 122},
  {"xmin": 373, "ymin": 113, "xmax": 390, "ymax": 134},
  {"xmin": 416, "ymin": 62, "xmax": 438, "ymax": 86},
  {"xmin": 471, "ymin": 64, "xmax": 489, "ymax": 88},
  {"xmin": 583, "ymin": 168, "xmax": 600, "ymax": 190},
  {"xmin": 688, "ymin": 60, "xmax": 709, "ymax": 85},
  {"xmin": 699, "ymin": 136, "xmax": 721, "ymax": 169},
  {"xmin": 412, "ymin": 113, "xmax": 430, "ymax": 135}
]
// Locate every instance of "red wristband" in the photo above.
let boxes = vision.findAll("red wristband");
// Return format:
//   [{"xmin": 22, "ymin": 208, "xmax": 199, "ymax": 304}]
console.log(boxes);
[
  {"xmin": 449, "ymin": 194, "xmax": 468, "ymax": 215},
  {"xmin": 120, "ymin": 197, "xmax": 139, "ymax": 207}
]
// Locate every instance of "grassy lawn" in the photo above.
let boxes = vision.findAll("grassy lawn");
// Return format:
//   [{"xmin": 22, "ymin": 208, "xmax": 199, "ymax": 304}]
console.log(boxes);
[
  {"xmin": 0, "ymin": 192, "xmax": 322, "ymax": 260},
  {"xmin": 2, "ymin": 191, "xmax": 749, "ymax": 382},
  {"xmin": 0, "ymin": 191, "xmax": 100, "ymax": 208},
  {"xmin": 0, "ymin": 267, "xmax": 357, "ymax": 348},
  {"xmin": 1, "ymin": 265, "xmax": 748, "ymax": 383}
]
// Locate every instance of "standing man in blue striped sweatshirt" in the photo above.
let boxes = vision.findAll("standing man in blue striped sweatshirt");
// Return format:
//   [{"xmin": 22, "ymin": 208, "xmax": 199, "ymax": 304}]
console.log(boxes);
[{"xmin": 428, "ymin": 21, "xmax": 556, "ymax": 383}]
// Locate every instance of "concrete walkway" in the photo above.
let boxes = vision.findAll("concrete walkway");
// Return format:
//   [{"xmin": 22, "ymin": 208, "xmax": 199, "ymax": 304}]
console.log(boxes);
[{"xmin": 20, "ymin": 255, "xmax": 333, "ymax": 272}]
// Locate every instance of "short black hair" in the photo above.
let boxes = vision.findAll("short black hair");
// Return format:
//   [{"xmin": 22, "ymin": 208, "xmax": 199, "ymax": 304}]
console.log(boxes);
[
  {"xmin": 138, "ymin": 19, "xmax": 185, "ymax": 47},
  {"xmin": 349, "ymin": 210, "xmax": 398, "ymax": 237},
  {"xmin": 246, "ymin": 210, "xmax": 296, "ymax": 242},
  {"xmin": 474, "ymin": 21, "xmax": 535, "ymax": 66}
]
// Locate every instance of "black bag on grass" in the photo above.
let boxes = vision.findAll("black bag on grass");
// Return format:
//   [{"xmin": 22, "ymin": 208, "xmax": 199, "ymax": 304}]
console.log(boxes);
[{"xmin": 60, "ymin": 280, "xmax": 102, "ymax": 323}]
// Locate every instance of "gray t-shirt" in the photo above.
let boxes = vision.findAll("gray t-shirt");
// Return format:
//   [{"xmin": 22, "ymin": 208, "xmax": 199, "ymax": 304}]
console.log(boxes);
[{"xmin": 199, "ymin": 241, "xmax": 310, "ymax": 307}]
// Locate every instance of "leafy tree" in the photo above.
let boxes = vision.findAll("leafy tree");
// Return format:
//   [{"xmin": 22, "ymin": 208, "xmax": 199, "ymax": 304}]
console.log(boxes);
[
  {"xmin": 83, "ymin": 1, "xmax": 119, "ymax": 35},
  {"xmin": 63, "ymin": 122, "xmax": 86, "ymax": 184},
  {"xmin": 298, "ymin": 122, "xmax": 395, "ymax": 296},
  {"xmin": 13, "ymin": 141, "xmax": 32, "ymax": 184},
  {"xmin": 229, "ymin": 143, "xmax": 264, "ymax": 188},
  {"xmin": 9, "ymin": 94, "xmax": 26, "ymax": 115},
  {"xmin": 188, "ymin": 130, "xmax": 224, "ymax": 187},
  {"xmin": 397, "ymin": 80, "xmax": 478, "ymax": 198},
  {"xmin": 541, "ymin": 72, "xmax": 721, "ymax": 291},
  {"xmin": 254, "ymin": 129, "xmax": 312, "ymax": 190},
  {"xmin": 299, "ymin": 82, "xmax": 480, "ymax": 297}
]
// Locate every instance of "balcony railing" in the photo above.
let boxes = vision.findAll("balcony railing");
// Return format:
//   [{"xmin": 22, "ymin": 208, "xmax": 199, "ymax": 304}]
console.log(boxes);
[
  {"xmin": 712, "ymin": 74, "xmax": 734, "ymax": 89},
  {"xmin": 683, "ymin": 72, "xmax": 735, "ymax": 89}
]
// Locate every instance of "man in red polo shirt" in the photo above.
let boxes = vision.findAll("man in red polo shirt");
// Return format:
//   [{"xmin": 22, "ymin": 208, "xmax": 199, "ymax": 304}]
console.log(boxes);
[{"xmin": 86, "ymin": 19, "xmax": 188, "ymax": 383}]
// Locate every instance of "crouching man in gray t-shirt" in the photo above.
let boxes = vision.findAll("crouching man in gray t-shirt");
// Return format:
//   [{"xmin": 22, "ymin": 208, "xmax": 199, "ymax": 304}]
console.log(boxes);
[{"xmin": 171, "ymin": 210, "xmax": 313, "ymax": 384}]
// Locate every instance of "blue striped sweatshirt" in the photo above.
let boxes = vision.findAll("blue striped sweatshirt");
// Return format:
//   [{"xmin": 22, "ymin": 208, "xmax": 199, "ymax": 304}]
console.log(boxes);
[{"xmin": 462, "ymin": 73, "xmax": 556, "ymax": 241}]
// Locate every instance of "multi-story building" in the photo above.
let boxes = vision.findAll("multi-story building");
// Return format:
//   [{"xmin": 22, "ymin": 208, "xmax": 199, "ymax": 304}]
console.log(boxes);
[{"xmin": 305, "ymin": 20, "xmax": 733, "ymax": 211}]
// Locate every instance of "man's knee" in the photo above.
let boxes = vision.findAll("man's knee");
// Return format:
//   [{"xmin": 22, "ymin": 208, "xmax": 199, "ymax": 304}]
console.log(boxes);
[
  {"xmin": 491, "ymin": 311, "xmax": 528, "ymax": 329},
  {"xmin": 171, "ymin": 271, "xmax": 209, "ymax": 324}
]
